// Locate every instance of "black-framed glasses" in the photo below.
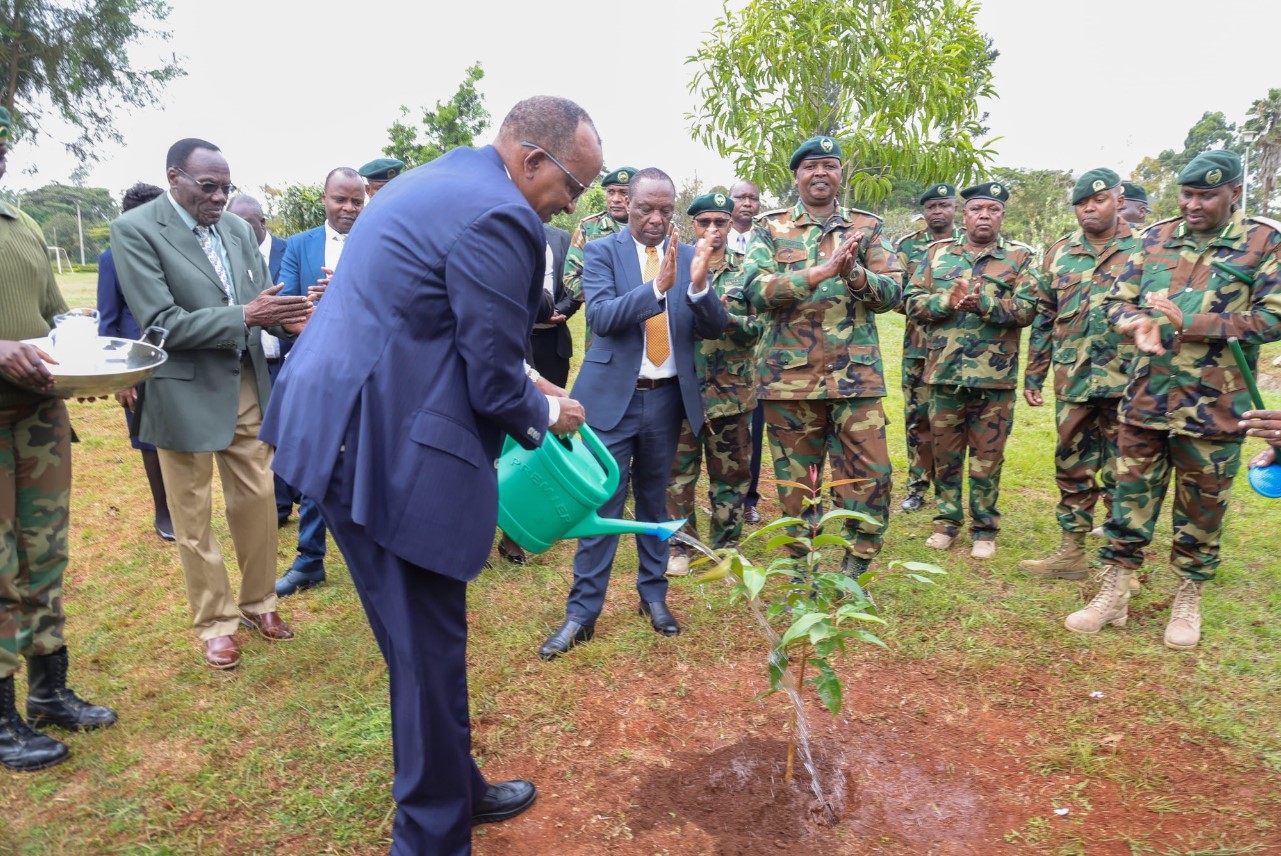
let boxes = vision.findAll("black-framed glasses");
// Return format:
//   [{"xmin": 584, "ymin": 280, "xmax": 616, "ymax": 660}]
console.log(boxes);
[
  {"xmin": 175, "ymin": 167, "xmax": 236, "ymax": 196},
  {"xmin": 520, "ymin": 141, "xmax": 587, "ymax": 201},
  {"xmin": 694, "ymin": 216, "xmax": 732, "ymax": 228}
]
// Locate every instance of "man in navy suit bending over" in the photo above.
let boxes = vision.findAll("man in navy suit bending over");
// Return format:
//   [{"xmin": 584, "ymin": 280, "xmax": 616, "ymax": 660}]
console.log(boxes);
[
  {"xmin": 261, "ymin": 97, "xmax": 597, "ymax": 854},
  {"xmin": 539, "ymin": 168, "xmax": 728, "ymax": 659}
]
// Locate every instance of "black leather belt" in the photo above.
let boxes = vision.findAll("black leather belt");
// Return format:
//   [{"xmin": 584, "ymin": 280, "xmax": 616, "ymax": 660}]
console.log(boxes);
[{"xmin": 636, "ymin": 377, "xmax": 678, "ymax": 390}]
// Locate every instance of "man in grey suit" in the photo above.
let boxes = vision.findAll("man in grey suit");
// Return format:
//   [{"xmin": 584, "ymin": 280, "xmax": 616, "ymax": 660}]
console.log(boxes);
[
  {"xmin": 538, "ymin": 168, "xmax": 728, "ymax": 658},
  {"xmin": 111, "ymin": 138, "xmax": 312, "ymax": 670}
]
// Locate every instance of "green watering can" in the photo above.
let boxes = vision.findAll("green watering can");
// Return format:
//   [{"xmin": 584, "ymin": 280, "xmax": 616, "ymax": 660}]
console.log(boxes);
[{"xmin": 496, "ymin": 424, "xmax": 687, "ymax": 554}]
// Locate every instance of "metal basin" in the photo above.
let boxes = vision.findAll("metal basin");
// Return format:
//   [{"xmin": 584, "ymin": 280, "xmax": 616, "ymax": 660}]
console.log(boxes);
[{"xmin": 16, "ymin": 334, "xmax": 168, "ymax": 399}]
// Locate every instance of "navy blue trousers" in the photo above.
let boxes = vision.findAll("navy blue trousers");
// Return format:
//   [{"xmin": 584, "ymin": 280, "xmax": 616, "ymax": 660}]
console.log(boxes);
[
  {"xmin": 567, "ymin": 383, "xmax": 682, "ymax": 623},
  {"xmin": 317, "ymin": 458, "xmax": 488, "ymax": 856}
]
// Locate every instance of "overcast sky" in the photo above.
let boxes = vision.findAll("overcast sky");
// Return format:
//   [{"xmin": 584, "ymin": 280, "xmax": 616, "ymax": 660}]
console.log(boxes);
[{"xmin": 6, "ymin": 0, "xmax": 1279, "ymax": 201}]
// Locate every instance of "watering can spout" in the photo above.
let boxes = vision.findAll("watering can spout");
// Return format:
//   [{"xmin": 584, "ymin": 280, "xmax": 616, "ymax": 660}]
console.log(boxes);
[{"xmin": 564, "ymin": 515, "xmax": 687, "ymax": 542}]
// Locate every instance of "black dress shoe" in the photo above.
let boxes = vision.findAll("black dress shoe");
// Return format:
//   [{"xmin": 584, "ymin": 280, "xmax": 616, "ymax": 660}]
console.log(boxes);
[
  {"xmin": 900, "ymin": 492, "xmax": 925, "ymax": 512},
  {"xmin": 538, "ymin": 620, "xmax": 594, "ymax": 660},
  {"xmin": 497, "ymin": 534, "xmax": 527, "ymax": 565},
  {"xmin": 473, "ymin": 779, "xmax": 537, "ymax": 825},
  {"xmin": 639, "ymin": 600, "xmax": 680, "ymax": 636},
  {"xmin": 154, "ymin": 517, "xmax": 176, "ymax": 542},
  {"xmin": 744, "ymin": 505, "xmax": 762, "ymax": 525}
]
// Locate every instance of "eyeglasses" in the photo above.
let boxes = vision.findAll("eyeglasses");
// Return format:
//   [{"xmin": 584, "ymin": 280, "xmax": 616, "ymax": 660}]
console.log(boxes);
[
  {"xmin": 175, "ymin": 167, "xmax": 236, "ymax": 196},
  {"xmin": 693, "ymin": 216, "xmax": 732, "ymax": 228},
  {"xmin": 520, "ymin": 141, "xmax": 587, "ymax": 201}
]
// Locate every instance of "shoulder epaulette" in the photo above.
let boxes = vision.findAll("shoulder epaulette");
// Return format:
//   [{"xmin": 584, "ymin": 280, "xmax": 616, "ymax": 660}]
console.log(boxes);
[
  {"xmin": 1006, "ymin": 239, "xmax": 1038, "ymax": 254},
  {"xmin": 846, "ymin": 206, "xmax": 883, "ymax": 223},
  {"xmin": 1247, "ymin": 215, "xmax": 1281, "ymax": 234},
  {"xmin": 758, "ymin": 207, "xmax": 789, "ymax": 219},
  {"xmin": 893, "ymin": 228, "xmax": 926, "ymax": 251},
  {"xmin": 1147, "ymin": 215, "xmax": 1181, "ymax": 232}
]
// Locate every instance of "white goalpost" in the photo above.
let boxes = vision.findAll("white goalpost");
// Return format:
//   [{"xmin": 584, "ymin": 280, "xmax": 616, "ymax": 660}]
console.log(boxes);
[{"xmin": 47, "ymin": 245, "xmax": 73, "ymax": 273}]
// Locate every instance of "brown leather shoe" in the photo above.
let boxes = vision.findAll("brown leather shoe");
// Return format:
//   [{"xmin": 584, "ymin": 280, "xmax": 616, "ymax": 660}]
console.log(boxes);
[
  {"xmin": 204, "ymin": 635, "xmax": 241, "ymax": 670},
  {"xmin": 240, "ymin": 610, "xmax": 295, "ymax": 641}
]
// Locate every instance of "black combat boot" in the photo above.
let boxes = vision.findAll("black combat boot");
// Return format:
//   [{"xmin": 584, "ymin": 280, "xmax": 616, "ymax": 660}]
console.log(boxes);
[
  {"xmin": 1, "ymin": 674, "xmax": 69, "ymax": 771},
  {"xmin": 26, "ymin": 648, "xmax": 118, "ymax": 731}
]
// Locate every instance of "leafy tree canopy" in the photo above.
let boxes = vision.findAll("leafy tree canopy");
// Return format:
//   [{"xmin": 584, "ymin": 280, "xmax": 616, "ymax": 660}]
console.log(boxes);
[
  {"xmin": 0, "ymin": 0, "xmax": 184, "ymax": 164},
  {"xmin": 384, "ymin": 62, "xmax": 489, "ymax": 169},
  {"xmin": 687, "ymin": 0, "xmax": 997, "ymax": 205}
]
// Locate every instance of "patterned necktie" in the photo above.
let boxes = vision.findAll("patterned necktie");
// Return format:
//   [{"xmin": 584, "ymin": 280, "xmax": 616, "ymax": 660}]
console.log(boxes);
[
  {"xmin": 193, "ymin": 225, "xmax": 235, "ymax": 302},
  {"xmin": 643, "ymin": 245, "xmax": 670, "ymax": 366}
]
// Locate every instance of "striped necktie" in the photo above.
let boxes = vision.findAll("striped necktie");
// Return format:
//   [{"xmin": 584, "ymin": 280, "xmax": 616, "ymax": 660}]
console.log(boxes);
[{"xmin": 643, "ymin": 246, "xmax": 670, "ymax": 366}]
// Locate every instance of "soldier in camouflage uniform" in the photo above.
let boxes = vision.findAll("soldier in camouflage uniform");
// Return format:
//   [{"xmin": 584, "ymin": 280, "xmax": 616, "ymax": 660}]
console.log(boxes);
[
  {"xmin": 1120, "ymin": 182, "xmax": 1151, "ymax": 228},
  {"xmin": 0, "ymin": 107, "xmax": 117, "ymax": 772},
  {"xmin": 563, "ymin": 166, "xmax": 636, "ymax": 348},
  {"xmin": 1066, "ymin": 151, "xmax": 1281, "ymax": 650},
  {"xmin": 743, "ymin": 136, "xmax": 902, "ymax": 575},
  {"xmin": 1020, "ymin": 169, "xmax": 1141, "ymax": 582},
  {"xmin": 666, "ymin": 193, "xmax": 761, "ymax": 575},
  {"xmin": 904, "ymin": 181, "xmax": 1037, "ymax": 560},
  {"xmin": 895, "ymin": 183, "xmax": 962, "ymax": 512}
]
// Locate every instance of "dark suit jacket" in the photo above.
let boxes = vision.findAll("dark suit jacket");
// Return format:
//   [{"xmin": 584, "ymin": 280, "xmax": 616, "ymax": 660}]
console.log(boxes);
[
  {"xmin": 96, "ymin": 248, "xmax": 141, "ymax": 340},
  {"xmin": 534, "ymin": 224, "xmax": 575, "ymax": 360},
  {"xmin": 268, "ymin": 234, "xmax": 286, "ymax": 282},
  {"xmin": 261, "ymin": 145, "xmax": 549, "ymax": 580},
  {"xmin": 572, "ymin": 229, "xmax": 728, "ymax": 433},
  {"xmin": 111, "ymin": 196, "xmax": 275, "ymax": 452}
]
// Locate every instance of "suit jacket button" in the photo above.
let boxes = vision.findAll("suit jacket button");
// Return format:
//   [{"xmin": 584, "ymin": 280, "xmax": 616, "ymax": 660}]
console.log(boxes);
[{"xmin": 232, "ymin": 368, "xmax": 240, "ymax": 375}]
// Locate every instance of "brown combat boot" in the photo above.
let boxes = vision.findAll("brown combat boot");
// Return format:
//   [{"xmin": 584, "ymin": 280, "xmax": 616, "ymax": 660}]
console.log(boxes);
[
  {"xmin": 1019, "ymin": 531, "xmax": 1088, "ymax": 580},
  {"xmin": 1064, "ymin": 563, "xmax": 1133, "ymax": 634},
  {"xmin": 1163, "ymin": 578, "xmax": 1204, "ymax": 651}
]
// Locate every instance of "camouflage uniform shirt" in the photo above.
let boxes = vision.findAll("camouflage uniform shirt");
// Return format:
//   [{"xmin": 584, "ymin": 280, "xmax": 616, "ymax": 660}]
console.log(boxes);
[
  {"xmin": 744, "ymin": 203, "xmax": 902, "ymax": 400},
  {"xmin": 895, "ymin": 225, "xmax": 963, "ymax": 359},
  {"xmin": 696, "ymin": 250, "xmax": 761, "ymax": 420},
  {"xmin": 1025, "ymin": 223, "xmax": 1142, "ymax": 401},
  {"xmin": 1105, "ymin": 210, "xmax": 1281, "ymax": 439},
  {"xmin": 903, "ymin": 234, "xmax": 1037, "ymax": 389},
  {"xmin": 563, "ymin": 210, "xmax": 625, "ymax": 305}
]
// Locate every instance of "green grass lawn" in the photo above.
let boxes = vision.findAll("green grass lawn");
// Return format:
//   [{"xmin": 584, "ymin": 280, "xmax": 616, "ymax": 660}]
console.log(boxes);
[{"xmin": 2, "ymin": 275, "xmax": 1278, "ymax": 854}]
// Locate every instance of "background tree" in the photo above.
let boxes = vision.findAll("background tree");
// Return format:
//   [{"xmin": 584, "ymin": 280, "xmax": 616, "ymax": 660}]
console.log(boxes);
[
  {"xmin": 687, "ymin": 0, "xmax": 997, "ymax": 206},
  {"xmin": 549, "ymin": 184, "xmax": 605, "ymax": 235},
  {"xmin": 262, "ymin": 184, "xmax": 323, "ymax": 238},
  {"xmin": 992, "ymin": 168, "xmax": 1075, "ymax": 252},
  {"xmin": 0, "ymin": 0, "xmax": 184, "ymax": 164},
  {"xmin": 384, "ymin": 62, "xmax": 489, "ymax": 169},
  {"xmin": 18, "ymin": 183, "xmax": 117, "ymax": 261},
  {"xmin": 1244, "ymin": 89, "xmax": 1281, "ymax": 216},
  {"xmin": 1131, "ymin": 111, "xmax": 1243, "ymax": 220}
]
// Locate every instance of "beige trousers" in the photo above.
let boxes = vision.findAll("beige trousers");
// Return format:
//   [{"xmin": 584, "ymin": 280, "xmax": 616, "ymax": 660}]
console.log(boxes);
[{"xmin": 158, "ymin": 370, "xmax": 279, "ymax": 641}]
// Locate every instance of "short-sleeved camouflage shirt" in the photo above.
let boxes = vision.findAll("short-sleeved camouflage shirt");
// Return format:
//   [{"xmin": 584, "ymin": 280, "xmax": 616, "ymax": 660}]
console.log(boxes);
[
  {"xmin": 896, "ymin": 225, "xmax": 963, "ymax": 359},
  {"xmin": 695, "ymin": 250, "xmax": 761, "ymax": 420}
]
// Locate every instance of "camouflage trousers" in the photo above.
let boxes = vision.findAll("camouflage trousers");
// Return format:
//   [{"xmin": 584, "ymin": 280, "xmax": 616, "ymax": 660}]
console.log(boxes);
[
  {"xmin": 929, "ymin": 385, "xmax": 1015, "ymax": 539},
  {"xmin": 0, "ymin": 398, "xmax": 70, "ymax": 679},
  {"xmin": 666, "ymin": 412, "xmax": 753, "ymax": 550},
  {"xmin": 1100, "ymin": 424, "xmax": 1241, "ymax": 582},
  {"xmin": 761, "ymin": 398, "xmax": 892, "ymax": 559},
  {"xmin": 902, "ymin": 357, "xmax": 933, "ymax": 494},
  {"xmin": 1054, "ymin": 397, "xmax": 1121, "ymax": 534}
]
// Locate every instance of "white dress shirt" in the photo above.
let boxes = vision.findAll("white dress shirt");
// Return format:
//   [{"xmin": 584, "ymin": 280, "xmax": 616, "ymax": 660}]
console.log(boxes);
[
  {"xmin": 323, "ymin": 222, "xmax": 347, "ymax": 273},
  {"xmin": 728, "ymin": 227, "xmax": 751, "ymax": 255}
]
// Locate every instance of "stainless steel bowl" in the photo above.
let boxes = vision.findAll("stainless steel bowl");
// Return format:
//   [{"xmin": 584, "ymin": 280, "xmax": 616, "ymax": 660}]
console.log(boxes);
[{"xmin": 17, "ymin": 331, "xmax": 168, "ymax": 399}]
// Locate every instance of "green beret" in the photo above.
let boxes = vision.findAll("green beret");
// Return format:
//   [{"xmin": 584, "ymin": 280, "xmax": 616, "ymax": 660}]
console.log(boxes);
[
  {"xmin": 1121, "ymin": 182, "xmax": 1148, "ymax": 204},
  {"xmin": 686, "ymin": 192, "xmax": 735, "ymax": 218},
  {"xmin": 960, "ymin": 181, "xmax": 1010, "ymax": 205},
  {"xmin": 1177, "ymin": 150, "xmax": 1242, "ymax": 188},
  {"xmin": 601, "ymin": 167, "xmax": 637, "ymax": 187},
  {"xmin": 1071, "ymin": 168, "xmax": 1120, "ymax": 205},
  {"xmin": 358, "ymin": 157, "xmax": 406, "ymax": 182},
  {"xmin": 918, "ymin": 183, "xmax": 956, "ymax": 205},
  {"xmin": 0, "ymin": 106, "xmax": 9, "ymax": 143},
  {"xmin": 789, "ymin": 136, "xmax": 841, "ymax": 171}
]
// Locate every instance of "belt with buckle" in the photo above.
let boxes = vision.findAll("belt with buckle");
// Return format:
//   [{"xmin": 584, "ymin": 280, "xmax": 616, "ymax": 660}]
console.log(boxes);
[{"xmin": 636, "ymin": 377, "xmax": 678, "ymax": 390}]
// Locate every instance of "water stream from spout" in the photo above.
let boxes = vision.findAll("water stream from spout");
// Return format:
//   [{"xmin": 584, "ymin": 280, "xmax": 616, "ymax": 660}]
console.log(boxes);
[{"xmin": 667, "ymin": 530, "xmax": 834, "ymax": 822}]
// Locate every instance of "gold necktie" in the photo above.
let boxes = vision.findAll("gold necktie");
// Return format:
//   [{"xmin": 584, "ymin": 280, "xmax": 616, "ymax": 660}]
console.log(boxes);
[{"xmin": 643, "ymin": 246, "xmax": 670, "ymax": 366}]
